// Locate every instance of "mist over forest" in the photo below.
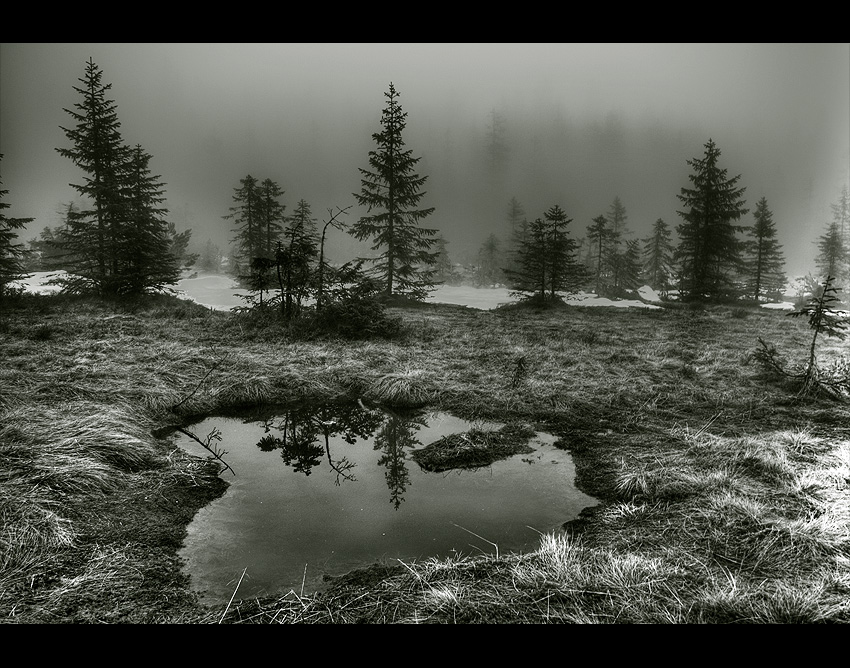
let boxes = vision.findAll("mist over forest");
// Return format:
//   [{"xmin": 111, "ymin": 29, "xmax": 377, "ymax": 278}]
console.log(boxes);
[{"xmin": 1, "ymin": 43, "xmax": 848, "ymax": 278}]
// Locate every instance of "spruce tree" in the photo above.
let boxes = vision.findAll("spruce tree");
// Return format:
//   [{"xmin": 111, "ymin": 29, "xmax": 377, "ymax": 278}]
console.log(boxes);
[
  {"xmin": 815, "ymin": 221, "xmax": 848, "ymax": 290},
  {"xmin": 506, "ymin": 196, "xmax": 528, "ymax": 277},
  {"xmin": 258, "ymin": 178, "xmax": 286, "ymax": 258},
  {"xmin": 121, "ymin": 144, "xmax": 180, "ymax": 295},
  {"xmin": 0, "ymin": 155, "xmax": 34, "ymax": 297},
  {"xmin": 586, "ymin": 215, "xmax": 609, "ymax": 294},
  {"xmin": 506, "ymin": 216, "xmax": 549, "ymax": 302},
  {"xmin": 603, "ymin": 196, "xmax": 630, "ymax": 293},
  {"xmin": 276, "ymin": 198, "xmax": 318, "ymax": 320},
  {"xmin": 56, "ymin": 58, "xmax": 133, "ymax": 296},
  {"xmin": 543, "ymin": 204, "xmax": 582, "ymax": 300},
  {"xmin": 35, "ymin": 203, "xmax": 78, "ymax": 272},
  {"xmin": 831, "ymin": 184, "xmax": 850, "ymax": 249},
  {"xmin": 743, "ymin": 197, "xmax": 786, "ymax": 302},
  {"xmin": 476, "ymin": 232, "xmax": 503, "ymax": 287},
  {"xmin": 620, "ymin": 239, "xmax": 643, "ymax": 292},
  {"xmin": 225, "ymin": 174, "xmax": 264, "ymax": 279},
  {"xmin": 642, "ymin": 218, "xmax": 674, "ymax": 295},
  {"xmin": 351, "ymin": 82, "xmax": 438, "ymax": 300},
  {"xmin": 432, "ymin": 235, "xmax": 454, "ymax": 284},
  {"xmin": 674, "ymin": 138, "xmax": 748, "ymax": 302},
  {"xmin": 507, "ymin": 204, "xmax": 583, "ymax": 303}
]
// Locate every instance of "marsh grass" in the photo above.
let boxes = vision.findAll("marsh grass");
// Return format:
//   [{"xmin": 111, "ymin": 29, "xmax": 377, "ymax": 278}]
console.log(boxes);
[
  {"xmin": 411, "ymin": 423, "xmax": 538, "ymax": 472},
  {"xmin": 1, "ymin": 293, "xmax": 848, "ymax": 622}
]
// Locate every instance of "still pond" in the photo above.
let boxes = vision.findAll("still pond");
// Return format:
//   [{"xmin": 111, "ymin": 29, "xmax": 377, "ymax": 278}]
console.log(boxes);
[{"xmin": 173, "ymin": 402, "xmax": 597, "ymax": 605}]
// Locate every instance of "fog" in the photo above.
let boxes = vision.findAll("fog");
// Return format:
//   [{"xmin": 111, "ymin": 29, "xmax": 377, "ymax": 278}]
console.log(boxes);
[{"xmin": 1, "ymin": 43, "xmax": 848, "ymax": 277}]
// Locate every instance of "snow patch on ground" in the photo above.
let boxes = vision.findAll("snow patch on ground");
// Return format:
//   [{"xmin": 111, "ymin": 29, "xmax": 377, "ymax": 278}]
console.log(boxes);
[
  {"xmin": 9, "ymin": 271, "xmax": 65, "ymax": 295},
  {"xmin": 11, "ymin": 272, "xmax": 823, "ymax": 315}
]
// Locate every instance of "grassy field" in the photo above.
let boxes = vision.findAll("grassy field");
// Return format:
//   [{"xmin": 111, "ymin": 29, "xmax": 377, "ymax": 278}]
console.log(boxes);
[{"xmin": 1, "ymin": 292, "xmax": 848, "ymax": 623}]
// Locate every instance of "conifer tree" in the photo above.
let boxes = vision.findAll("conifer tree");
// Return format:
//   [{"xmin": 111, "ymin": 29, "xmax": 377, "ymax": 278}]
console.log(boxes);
[
  {"xmin": 831, "ymin": 184, "xmax": 850, "ymax": 248},
  {"xmin": 674, "ymin": 138, "xmax": 748, "ymax": 301},
  {"xmin": 603, "ymin": 196, "xmax": 630, "ymax": 293},
  {"xmin": 258, "ymin": 178, "xmax": 286, "ymax": 257},
  {"xmin": 586, "ymin": 215, "xmax": 609, "ymax": 294},
  {"xmin": 276, "ymin": 198, "xmax": 318, "ymax": 320},
  {"xmin": 506, "ymin": 216, "xmax": 549, "ymax": 301},
  {"xmin": 506, "ymin": 196, "xmax": 528, "ymax": 277},
  {"xmin": 33, "ymin": 203, "xmax": 78, "ymax": 272},
  {"xmin": 506, "ymin": 204, "xmax": 583, "ymax": 303},
  {"xmin": 620, "ymin": 239, "xmax": 643, "ymax": 292},
  {"xmin": 351, "ymin": 82, "xmax": 438, "ymax": 300},
  {"xmin": 642, "ymin": 218, "xmax": 674, "ymax": 295},
  {"xmin": 56, "ymin": 58, "xmax": 133, "ymax": 296},
  {"xmin": 788, "ymin": 274, "xmax": 848, "ymax": 393},
  {"xmin": 0, "ymin": 155, "xmax": 34, "ymax": 297},
  {"xmin": 225, "ymin": 174, "xmax": 264, "ymax": 279},
  {"xmin": 55, "ymin": 60, "xmax": 180, "ymax": 297},
  {"xmin": 815, "ymin": 221, "xmax": 848, "ymax": 290},
  {"xmin": 743, "ymin": 197, "xmax": 786, "ymax": 302},
  {"xmin": 121, "ymin": 144, "xmax": 181, "ymax": 295},
  {"xmin": 198, "ymin": 239, "xmax": 223, "ymax": 273},
  {"xmin": 543, "ymin": 204, "xmax": 583, "ymax": 300},
  {"xmin": 432, "ymin": 235, "xmax": 454, "ymax": 284},
  {"xmin": 476, "ymin": 232, "xmax": 503, "ymax": 287}
]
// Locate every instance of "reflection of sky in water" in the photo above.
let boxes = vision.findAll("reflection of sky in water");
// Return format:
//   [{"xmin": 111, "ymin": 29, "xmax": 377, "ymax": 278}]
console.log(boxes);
[{"xmin": 175, "ymin": 408, "xmax": 597, "ymax": 604}]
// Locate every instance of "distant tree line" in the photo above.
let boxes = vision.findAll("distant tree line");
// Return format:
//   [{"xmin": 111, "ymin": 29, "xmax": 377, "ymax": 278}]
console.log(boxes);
[
  {"xmin": 3, "ymin": 59, "xmax": 849, "ymax": 314},
  {"xmin": 475, "ymin": 139, "xmax": 849, "ymax": 306}
]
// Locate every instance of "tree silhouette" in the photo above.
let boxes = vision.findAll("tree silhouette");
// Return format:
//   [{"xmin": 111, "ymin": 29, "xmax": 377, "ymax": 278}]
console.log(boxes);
[
  {"xmin": 743, "ymin": 197, "xmax": 786, "ymax": 302},
  {"xmin": 351, "ymin": 82, "xmax": 438, "ymax": 300},
  {"xmin": 642, "ymin": 218, "xmax": 674, "ymax": 295},
  {"xmin": 225, "ymin": 174, "xmax": 264, "ymax": 279},
  {"xmin": 674, "ymin": 138, "xmax": 748, "ymax": 302},
  {"xmin": 815, "ymin": 220, "xmax": 848, "ymax": 290},
  {"xmin": 55, "ymin": 59, "xmax": 180, "ymax": 297}
]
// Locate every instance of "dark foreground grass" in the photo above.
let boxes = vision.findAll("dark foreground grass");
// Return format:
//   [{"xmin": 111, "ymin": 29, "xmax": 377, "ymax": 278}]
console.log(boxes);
[{"xmin": 1, "ymin": 292, "xmax": 848, "ymax": 623}]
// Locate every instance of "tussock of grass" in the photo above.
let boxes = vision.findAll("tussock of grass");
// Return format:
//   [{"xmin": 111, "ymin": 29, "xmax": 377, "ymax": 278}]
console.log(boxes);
[
  {"xmin": 412, "ymin": 423, "xmax": 537, "ymax": 472},
  {"xmin": 2, "ymin": 293, "xmax": 849, "ymax": 623},
  {"xmin": 366, "ymin": 367, "xmax": 435, "ymax": 408}
]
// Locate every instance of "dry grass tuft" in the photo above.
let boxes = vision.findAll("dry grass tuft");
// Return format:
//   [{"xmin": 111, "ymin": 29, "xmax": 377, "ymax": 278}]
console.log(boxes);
[{"xmin": 367, "ymin": 367, "xmax": 434, "ymax": 407}]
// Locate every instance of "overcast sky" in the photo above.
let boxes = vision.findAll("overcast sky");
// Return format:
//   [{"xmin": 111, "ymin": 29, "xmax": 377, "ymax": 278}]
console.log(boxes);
[{"xmin": 1, "ymin": 42, "xmax": 848, "ymax": 278}]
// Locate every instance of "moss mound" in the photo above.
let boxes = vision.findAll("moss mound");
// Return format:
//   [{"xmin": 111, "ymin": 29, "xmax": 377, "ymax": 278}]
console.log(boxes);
[{"xmin": 412, "ymin": 423, "xmax": 538, "ymax": 472}]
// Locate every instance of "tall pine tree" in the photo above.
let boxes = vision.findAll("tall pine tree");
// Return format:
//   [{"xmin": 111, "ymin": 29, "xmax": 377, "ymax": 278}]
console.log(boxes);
[
  {"xmin": 674, "ymin": 138, "xmax": 748, "ymax": 302},
  {"xmin": 506, "ymin": 196, "xmax": 528, "ymax": 278},
  {"xmin": 351, "ymin": 82, "xmax": 438, "ymax": 300},
  {"xmin": 121, "ymin": 144, "xmax": 181, "ymax": 295},
  {"xmin": 586, "ymin": 215, "xmax": 609, "ymax": 294},
  {"xmin": 225, "ymin": 174, "xmax": 264, "ymax": 279},
  {"xmin": 56, "ymin": 58, "xmax": 133, "ymax": 296},
  {"xmin": 55, "ymin": 59, "xmax": 180, "ymax": 297},
  {"xmin": 831, "ymin": 184, "xmax": 850, "ymax": 249},
  {"xmin": 642, "ymin": 218, "xmax": 674, "ymax": 295},
  {"xmin": 476, "ymin": 232, "xmax": 503, "ymax": 287},
  {"xmin": 603, "ymin": 196, "xmax": 631, "ymax": 294},
  {"xmin": 258, "ymin": 178, "xmax": 286, "ymax": 258},
  {"xmin": 743, "ymin": 197, "xmax": 786, "ymax": 302},
  {"xmin": 543, "ymin": 204, "xmax": 582, "ymax": 300},
  {"xmin": 506, "ymin": 216, "xmax": 549, "ymax": 302},
  {"xmin": 506, "ymin": 204, "xmax": 583, "ymax": 303},
  {"xmin": 276, "ymin": 198, "xmax": 318, "ymax": 321},
  {"xmin": 815, "ymin": 221, "xmax": 848, "ymax": 290}
]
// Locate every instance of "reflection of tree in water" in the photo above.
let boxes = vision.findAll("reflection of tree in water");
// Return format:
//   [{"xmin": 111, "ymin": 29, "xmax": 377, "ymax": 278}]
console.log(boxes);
[
  {"xmin": 254, "ymin": 403, "xmax": 385, "ymax": 483},
  {"xmin": 373, "ymin": 412, "xmax": 427, "ymax": 510}
]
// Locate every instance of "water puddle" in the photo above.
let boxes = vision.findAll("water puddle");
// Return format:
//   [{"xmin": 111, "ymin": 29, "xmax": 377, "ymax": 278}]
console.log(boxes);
[{"xmin": 173, "ymin": 402, "xmax": 597, "ymax": 604}]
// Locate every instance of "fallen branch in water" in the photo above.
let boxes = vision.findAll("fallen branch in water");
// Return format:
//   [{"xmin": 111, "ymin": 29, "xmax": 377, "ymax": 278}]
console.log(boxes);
[{"xmin": 175, "ymin": 425, "xmax": 235, "ymax": 476}]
